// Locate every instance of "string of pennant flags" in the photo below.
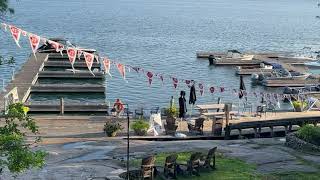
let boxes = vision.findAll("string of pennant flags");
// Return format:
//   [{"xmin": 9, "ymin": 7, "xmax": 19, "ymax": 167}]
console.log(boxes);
[{"xmin": 0, "ymin": 22, "xmax": 312, "ymax": 103}]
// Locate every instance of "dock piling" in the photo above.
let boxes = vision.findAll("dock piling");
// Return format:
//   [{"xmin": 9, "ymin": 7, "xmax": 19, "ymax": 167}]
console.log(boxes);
[
  {"xmin": 60, "ymin": 97, "xmax": 64, "ymax": 115},
  {"xmin": 208, "ymin": 55, "xmax": 215, "ymax": 66}
]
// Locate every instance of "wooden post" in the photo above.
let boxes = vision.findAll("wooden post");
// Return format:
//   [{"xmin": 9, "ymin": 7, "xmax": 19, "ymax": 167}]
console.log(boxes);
[
  {"xmin": 253, "ymin": 128, "xmax": 258, "ymax": 138},
  {"xmin": 270, "ymin": 126, "xmax": 274, "ymax": 137},
  {"xmin": 224, "ymin": 104, "xmax": 231, "ymax": 127},
  {"xmin": 212, "ymin": 116, "xmax": 216, "ymax": 135},
  {"xmin": 284, "ymin": 125, "xmax": 288, "ymax": 135},
  {"xmin": 60, "ymin": 97, "xmax": 64, "ymax": 115}
]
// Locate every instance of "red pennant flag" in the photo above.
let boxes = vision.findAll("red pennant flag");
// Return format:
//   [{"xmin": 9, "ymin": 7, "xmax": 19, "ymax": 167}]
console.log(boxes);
[
  {"xmin": 185, "ymin": 80, "xmax": 191, "ymax": 88},
  {"xmin": 83, "ymin": 52, "xmax": 95, "ymax": 73},
  {"xmin": 28, "ymin": 33, "xmax": 40, "ymax": 57},
  {"xmin": 48, "ymin": 40, "xmax": 62, "ymax": 53},
  {"xmin": 103, "ymin": 58, "xmax": 112, "ymax": 77},
  {"xmin": 209, "ymin": 87, "xmax": 215, "ymax": 94},
  {"xmin": 146, "ymin": 71, "xmax": 153, "ymax": 86},
  {"xmin": 199, "ymin": 83, "xmax": 204, "ymax": 96},
  {"xmin": 220, "ymin": 87, "xmax": 225, "ymax": 93},
  {"xmin": 172, "ymin": 77, "xmax": 178, "ymax": 89},
  {"xmin": 9, "ymin": 25, "xmax": 21, "ymax": 47},
  {"xmin": 117, "ymin": 63, "xmax": 126, "ymax": 79},
  {"xmin": 67, "ymin": 48, "xmax": 77, "ymax": 69}
]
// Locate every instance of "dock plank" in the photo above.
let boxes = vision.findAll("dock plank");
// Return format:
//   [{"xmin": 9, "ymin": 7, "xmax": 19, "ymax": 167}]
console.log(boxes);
[
  {"xmin": 31, "ymin": 84, "xmax": 105, "ymax": 93},
  {"xmin": 38, "ymin": 71, "xmax": 104, "ymax": 79}
]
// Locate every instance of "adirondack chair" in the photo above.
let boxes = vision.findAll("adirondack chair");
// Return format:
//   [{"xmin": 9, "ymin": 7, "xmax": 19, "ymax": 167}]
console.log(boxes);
[
  {"xmin": 187, "ymin": 118, "xmax": 205, "ymax": 135},
  {"xmin": 178, "ymin": 152, "xmax": 202, "ymax": 176},
  {"xmin": 199, "ymin": 147, "xmax": 217, "ymax": 170},
  {"xmin": 140, "ymin": 156, "xmax": 156, "ymax": 180},
  {"xmin": 163, "ymin": 154, "xmax": 178, "ymax": 179},
  {"xmin": 164, "ymin": 117, "xmax": 178, "ymax": 135}
]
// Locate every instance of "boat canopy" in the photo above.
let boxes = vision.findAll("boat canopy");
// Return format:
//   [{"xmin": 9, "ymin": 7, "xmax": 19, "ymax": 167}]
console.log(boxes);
[{"xmin": 263, "ymin": 61, "xmax": 282, "ymax": 69}]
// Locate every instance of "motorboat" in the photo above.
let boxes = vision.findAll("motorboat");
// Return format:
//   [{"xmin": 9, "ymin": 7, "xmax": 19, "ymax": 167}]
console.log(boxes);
[
  {"xmin": 304, "ymin": 60, "xmax": 320, "ymax": 68},
  {"xmin": 37, "ymin": 38, "xmax": 96, "ymax": 53}
]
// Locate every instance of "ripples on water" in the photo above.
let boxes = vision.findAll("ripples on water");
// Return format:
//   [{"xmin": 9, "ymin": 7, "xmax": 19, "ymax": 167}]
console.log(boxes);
[{"xmin": 1, "ymin": 0, "xmax": 320, "ymax": 108}]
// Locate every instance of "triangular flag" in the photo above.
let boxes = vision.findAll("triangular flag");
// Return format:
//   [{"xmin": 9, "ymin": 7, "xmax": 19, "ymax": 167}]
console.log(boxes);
[
  {"xmin": 48, "ymin": 40, "xmax": 61, "ymax": 52},
  {"xmin": 220, "ymin": 87, "xmax": 225, "ymax": 93},
  {"xmin": 117, "ymin": 63, "xmax": 126, "ymax": 79},
  {"xmin": 28, "ymin": 33, "xmax": 40, "ymax": 58},
  {"xmin": 172, "ymin": 77, "xmax": 178, "ymax": 89},
  {"xmin": 1, "ymin": 23, "xmax": 7, "ymax": 31},
  {"xmin": 103, "ymin": 58, "xmax": 112, "ymax": 77},
  {"xmin": 83, "ymin": 52, "xmax": 95, "ymax": 75},
  {"xmin": 95, "ymin": 55, "xmax": 100, "ymax": 63},
  {"xmin": 21, "ymin": 30, "xmax": 27, "ymax": 36},
  {"xmin": 199, "ymin": 83, "xmax": 204, "ymax": 96},
  {"xmin": 185, "ymin": 80, "xmax": 191, "ymax": 88},
  {"xmin": 146, "ymin": 71, "xmax": 153, "ymax": 86},
  {"xmin": 209, "ymin": 87, "xmax": 215, "ymax": 94},
  {"xmin": 67, "ymin": 47, "xmax": 77, "ymax": 71},
  {"xmin": 77, "ymin": 50, "xmax": 83, "ymax": 60},
  {"xmin": 9, "ymin": 25, "xmax": 21, "ymax": 47}
]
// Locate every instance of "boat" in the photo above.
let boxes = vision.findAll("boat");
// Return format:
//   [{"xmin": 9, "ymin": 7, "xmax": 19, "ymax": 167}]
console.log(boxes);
[
  {"xmin": 304, "ymin": 60, "xmax": 320, "ymax": 68},
  {"xmin": 236, "ymin": 63, "xmax": 273, "ymax": 75},
  {"xmin": 37, "ymin": 38, "xmax": 96, "ymax": 53}
]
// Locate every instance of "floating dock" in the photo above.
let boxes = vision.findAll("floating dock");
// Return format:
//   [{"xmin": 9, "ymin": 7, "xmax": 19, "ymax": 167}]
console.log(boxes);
[
  {"xmin": 0, "ymin": 52, "xmax": 108, "ymax": 114},
  {"xmin": 263, "ymin": 78, "xmax": 320, "ymax": 87}
]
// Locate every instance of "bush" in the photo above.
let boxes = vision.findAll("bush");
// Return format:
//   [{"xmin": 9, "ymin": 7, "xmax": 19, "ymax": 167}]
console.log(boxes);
[
  {"xmin": 292, "ymin": 101, "xmax": 307, "ymax": 111},
  {"xmin": 296, "ymin": 125, "xmax": 320, "ymax": 146},
  {"xmin": 103, "ymin": 121, "xmax": 122, "ymax": 137},
  {"xmin": 165, "ymin": 106, "xmax": 178, "ymax": 117},
  {"xmin": 131, "ymin": 120, "xmax": 149, "ymax": 136}
]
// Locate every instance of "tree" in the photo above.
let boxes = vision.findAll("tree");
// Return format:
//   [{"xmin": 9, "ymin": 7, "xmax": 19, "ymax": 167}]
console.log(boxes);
[
  {"xmin": 0, "ymin": 103, "xmax": 46, "ymax": 175},
  {"xmin": 0, "ymin": 0, "xmax": 14, "ymax": 17}
]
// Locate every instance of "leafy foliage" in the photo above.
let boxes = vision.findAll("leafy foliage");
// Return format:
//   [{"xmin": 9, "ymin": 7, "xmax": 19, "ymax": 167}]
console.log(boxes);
[
  {"xmin": 0, "ymin": 0, "xmax": 14, "ymax": 17},
  {"xmin": 103, "ymin": 121, "xmax": 122, "ymax": 137},
  {"xmin": 292, "ymin": 101, "xmax": 307, "ymax": 110},
  {"xmin": 0, "ymin": 103, "xmax": 46, "ymax": 175},
  {"xmin": 297, "ymin": 125, "xmax": 320, "ymax": 146},
  {"xmin": 131, "ymin": 120, "xmax": 149, "ymax": 131},
  {"xmin": 165, "ymin": 105, "xmax": 178, "ymax": 117}
]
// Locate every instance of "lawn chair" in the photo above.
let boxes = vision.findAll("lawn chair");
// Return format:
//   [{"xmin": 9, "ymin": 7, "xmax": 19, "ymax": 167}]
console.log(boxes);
[
  {"xmin": 178, "ymin": 152, "xmax": 202, "ymax": 176},
  {"xmin": 187, "ymin": 117, "xmax": 205, "ymax": 135},
  {"xmin": 150, "ymin": 106, "xmax": 160, "ymax": 115},
  {"xmin": 163, "ymin": 154, "xmax": 178, "ymax": 179},
  {"xmin": 135, "ymin": 107, "xmax": 144, "ymax": 119},
  {"xmin": 164, "ymin": 117, "xmax": 178, "ymax": 135},
  {"xmin": 121, "ymin": 156, "xmax": 156, "ymax": 180},
  {"xmin": 140, "ymin": 156, "xmax": 156, "ymax": 180},
  {"xmin": 199, "ymin": 147, "xmax": 217, "ymax": 170}
]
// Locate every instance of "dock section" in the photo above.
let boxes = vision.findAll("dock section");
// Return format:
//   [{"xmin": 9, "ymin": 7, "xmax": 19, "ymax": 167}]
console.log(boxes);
[{"xmin": 0, "ymin": 53, "xmax": 48, "ymax": 110}]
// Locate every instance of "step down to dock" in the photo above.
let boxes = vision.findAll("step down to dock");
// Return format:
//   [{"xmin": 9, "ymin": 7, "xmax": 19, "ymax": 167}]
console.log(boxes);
[
  {"xmin": 38, "ymin": 71, "xmax": 104, "ymax": 79},
  {"xmin": 31, "ymin": 84, "xmax": 105, "ymax": 93},
  {"xmin": 26, "ymin": 104, "xmax": 108, "ymax": 113},
  {"xmin": 44, "ymin": 61, "xmax": 100, "ymax": 68}
]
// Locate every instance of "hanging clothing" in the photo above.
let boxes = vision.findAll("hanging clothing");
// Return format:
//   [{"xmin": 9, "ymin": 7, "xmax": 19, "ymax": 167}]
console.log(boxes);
[
  {"xmin": 179, "ymin": 91, "xmax": 187, "ymax": 118},
  {"xmin": 189, "ymin": 85, "xmax": 197, "ymax": 105}
]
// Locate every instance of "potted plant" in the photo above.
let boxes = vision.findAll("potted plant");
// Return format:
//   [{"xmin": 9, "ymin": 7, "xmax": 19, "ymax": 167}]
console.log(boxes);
[
  {"xmin": 131, "ymin": 120, "xmax": 150, "ymax": 136},
  {"xmin": 292, "ymin": 101, "xmax": 307, "ymax": 112},
  {"xmin": 103, "ymin": 121, "xmax": 123, "ymax": 137}
]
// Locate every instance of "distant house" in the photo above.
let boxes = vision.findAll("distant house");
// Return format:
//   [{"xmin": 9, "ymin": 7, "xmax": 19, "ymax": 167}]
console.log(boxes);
[{"xmin": 226, "ymin": 50, "xmax": 242, "ymax": 59}]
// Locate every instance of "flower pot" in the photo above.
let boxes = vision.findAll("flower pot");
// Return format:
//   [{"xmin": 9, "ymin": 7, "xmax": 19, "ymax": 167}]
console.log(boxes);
[
  {"xmin": 134, "ymin": 129, "xmax": 147, "ymax": 136},
  {"xmin": 294, "ymin": 106, "xmax": 303, "ymax": 112},
  {"xmin": 106, "ymin": 131, "xmax": 118, "ymax": 137}
]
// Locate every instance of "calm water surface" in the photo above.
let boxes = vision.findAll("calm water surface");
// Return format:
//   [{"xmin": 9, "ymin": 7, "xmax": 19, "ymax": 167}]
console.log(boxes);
[{"xmin": 1, "ymin": 0, "xmax": 320, "ymax": 108}]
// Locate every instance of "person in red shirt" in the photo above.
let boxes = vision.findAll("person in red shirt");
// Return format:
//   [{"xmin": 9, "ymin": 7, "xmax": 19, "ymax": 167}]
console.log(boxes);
[{"xmin": 112, "ymin": 99, "xmax": 124, "ymax": 117}]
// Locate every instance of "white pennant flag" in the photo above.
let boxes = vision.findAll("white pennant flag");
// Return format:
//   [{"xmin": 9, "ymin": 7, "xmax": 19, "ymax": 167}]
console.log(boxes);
[
  {"xmin": 77, "ymin": 50, "xmax": 83, "ymax": 60},
  {"xmin": 28, "ymin": 33, "xmax": 40, "ymax": 58},
  {"xmin": 67, "ymin": 47, "xmax": 77, "ymax": 71},
  {"xmin": 103, "ymin": 57, "xmax": 112, "ymax": 77},
  {"xmin": 95, "ymin": 55, "xmax": 100, "ymax": 63},
  {"xmin": 21, "ymin": 30, "xmax": 27, "ymax": 36},
  {"xmin": 83, "ymin": 52, "xmax": 95, "ymax": 75},
  {"xmin": 1, "ymin": 23, "xmax": 7, "ymax": 31},
  {"xmin": 9, "ymin": 25, "xmax": 21, "ymax": 47},
  {"xmin": 48, "ymin": 40, "xmax": 61, "ymax": 53}
]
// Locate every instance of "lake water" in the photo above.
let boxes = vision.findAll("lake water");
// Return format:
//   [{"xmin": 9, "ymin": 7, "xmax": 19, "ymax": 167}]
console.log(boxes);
[{"xmin": 1, "ymin": 0, "xmax": 320, "ymax": 109}]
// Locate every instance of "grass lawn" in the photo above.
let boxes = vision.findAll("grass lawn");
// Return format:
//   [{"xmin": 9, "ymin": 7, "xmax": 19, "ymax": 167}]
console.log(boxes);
[{"xmin": 128, "ymin": 152, "xmax": 320, "ymax": 180}]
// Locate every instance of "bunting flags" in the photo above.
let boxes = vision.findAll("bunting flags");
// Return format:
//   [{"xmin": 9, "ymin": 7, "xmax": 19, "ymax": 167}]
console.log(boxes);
[
  {"xmin": 0, "ymin": 22, "xmax": 296, "ymax": 100},
  {"xmin": 67, "ymin": 47, "xmax": 77, "ymax": 71},
  {"xmin": 103, "ymin": 58, "xmax": 112, "ymax": 77},
  {"xmin": 83, "ymin": 52, "xmax": 95, "ymax": 74},
  {"xmin": 28, "ymin": 33, "xmax": 40, "ymax": 58},
  {"xmin": 9, "ymin": 25, "xmax": 21, "ymax": 47},
  {"xmin": 146, "ymin": 71, "xmax": 153, "ymax": 86},
  {"xmin": 117, "ymin": 63, "xmax": 126, "ymax": 80}
]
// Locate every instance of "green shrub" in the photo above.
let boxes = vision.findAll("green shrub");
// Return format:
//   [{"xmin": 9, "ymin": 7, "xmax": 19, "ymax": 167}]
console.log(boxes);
[
  {"xmin": 131, "ymin": 120, "xmax": 149, "ymax": 136},
  {"xmin": 296, "ymin": 125, "xmax": 320, "ymax": 146},
  {"xmin": 103, "ymin": 121, "xmax": 122, "ymax": 137},
  {"xmin": 292, "ymin": 101, "xmax": 307, "ymax": 109},
  {"xmin": 165, "ymin": 106, "xmax": 178, "ymax": 117}
]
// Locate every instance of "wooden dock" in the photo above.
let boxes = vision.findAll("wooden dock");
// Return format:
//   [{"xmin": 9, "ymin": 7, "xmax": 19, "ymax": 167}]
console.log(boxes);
[
  {"xmin": 44, "ymin": 61, "xmax": 101, "ymax": 68},
  {"xmin": 30, "ymin": 84, "xmax": 105, "ymax": 93},
  {"xmin": 235, "ymin": 67, "xmax": 273, "ymax": 75},
  {"xmin": 26, "ymin": 104, "xmax": 108, "ymax": 113},
  {"xmin": 263, "ymin": 78, "xmax": 320, "ymax": 87},
  {"xmin": 0, "ymin": 53, "xmax": 49, "ymax": 110}
]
